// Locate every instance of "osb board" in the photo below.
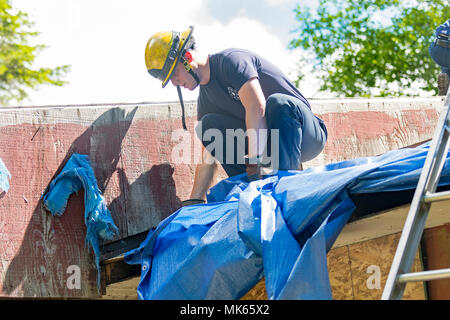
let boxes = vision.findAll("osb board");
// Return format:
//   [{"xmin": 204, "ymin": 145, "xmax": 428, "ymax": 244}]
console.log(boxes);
[
  {"xmin": 241, "ymin": 278, "xmax": 268, "ymax": 300},
  {"xmin": 242, "ymin": 232, "xmax": 425, "ymax": 300},
  {"xmin": 423, "ymin": 224, "xmax": 450, "ymax": 300},
  {"xmin": 101, "ymin": 277, "xmax": 139, "ymax": 300},
  {"xmin": 328, "ymin": 232, "xmax": 425, "ymax": 300},
  {"xmin": 327, "ymin": 246, "xmax": 353, "ymax": 299}
]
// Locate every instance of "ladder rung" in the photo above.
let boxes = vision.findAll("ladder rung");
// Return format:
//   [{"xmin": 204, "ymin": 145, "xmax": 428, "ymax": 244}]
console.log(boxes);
[
  {"xmin": 397, "ymin": 268, "xmax": 450, "ymax": 283},
  {"xmin": 423, "ymin": 190, "xmax": 450, "ymax": 203}
]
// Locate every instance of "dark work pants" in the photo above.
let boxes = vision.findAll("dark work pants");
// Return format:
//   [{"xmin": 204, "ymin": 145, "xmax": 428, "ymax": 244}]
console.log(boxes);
[
  {"xmin": 429, "ymin": 40, "xmax": 450, "ymax": 75},
  {"xmin": 196, "ymin": 93, "xmax": 328, "ymax": 177}
]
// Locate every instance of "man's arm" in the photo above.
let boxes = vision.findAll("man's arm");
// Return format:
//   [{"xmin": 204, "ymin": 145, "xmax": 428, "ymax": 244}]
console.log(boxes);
[
  {"xmin": 238, "ymin": 77, "xmax": 268, "ymax": 159},
  {"xmin": 188, "ymin": 77, "xmax": 267, "ymax": 199},
  {"xmin": 238, "ymin": 77, "xmax": 268, "ymax": 179},
  {"xmin": 189, "ymin": 144, "xmax": 218, "ymax": 201}
]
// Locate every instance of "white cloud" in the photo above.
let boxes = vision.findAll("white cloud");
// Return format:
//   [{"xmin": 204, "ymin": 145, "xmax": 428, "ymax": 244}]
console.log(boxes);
[{"xmin": 11, "ymin": 0, "xmax": 316, "ymax": 107}]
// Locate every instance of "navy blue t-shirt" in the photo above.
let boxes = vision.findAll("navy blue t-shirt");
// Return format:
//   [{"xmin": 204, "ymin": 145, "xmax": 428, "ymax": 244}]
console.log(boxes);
[{"xmin": 197, "ymin": 48, "xmax": 311, "ymax": 121}]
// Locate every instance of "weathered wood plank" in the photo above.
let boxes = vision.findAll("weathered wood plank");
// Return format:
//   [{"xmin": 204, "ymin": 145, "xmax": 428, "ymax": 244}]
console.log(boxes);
[
  {"xmin": 333, "ymin": 199, "xmax": 450, "ymax": 249},
  {"xmin": 0, "ymin": 104, "xmax": 198, "ymax": 297},
  {"xmin": 423, "ymin": 224, "xmax": 450, "ymax": 300}
]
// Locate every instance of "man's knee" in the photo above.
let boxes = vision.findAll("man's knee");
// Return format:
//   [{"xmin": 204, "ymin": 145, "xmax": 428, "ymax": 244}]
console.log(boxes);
[
  {"xmin": 266, "ymin": 93, "xmax": 292, "ymax": 112},
  {"xmin": 265, "ymin": 94, "xmax": 303, "ymax": 126}
]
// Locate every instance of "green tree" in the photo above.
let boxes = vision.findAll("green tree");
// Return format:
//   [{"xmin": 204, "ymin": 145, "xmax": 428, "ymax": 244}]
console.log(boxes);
[
  {"xmin": 0, "ymin": 0, "xmax": 69, "ymax": 106},
  {"xmin": 290, "ymin": 0, "xmax": 449, "ymax": 97}
]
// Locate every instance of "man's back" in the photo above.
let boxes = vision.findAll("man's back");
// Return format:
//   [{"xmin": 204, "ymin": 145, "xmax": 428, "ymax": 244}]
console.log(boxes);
[{"xmin": 197, "ymin": 48, "xmax": 310, "ymax": 121}]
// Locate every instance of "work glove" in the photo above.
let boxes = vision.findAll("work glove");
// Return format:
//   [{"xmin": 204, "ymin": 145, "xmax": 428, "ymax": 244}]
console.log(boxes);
[
  {"xmin": 181, "ymin": 199, "xmax": 206, "ymax": 207},
  {"xmin": 246, "ymin": 163, "xmax": 262, "ymax": 182},
  {"xmin": 245, "ymin": 155, "xmax": 263, "ymax": 182}
]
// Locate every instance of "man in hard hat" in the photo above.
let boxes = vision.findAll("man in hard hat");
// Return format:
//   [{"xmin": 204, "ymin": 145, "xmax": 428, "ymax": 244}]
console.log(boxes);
[{"xmin": 144, "ymin": 26, "xmax": 328, "ymax": 205}]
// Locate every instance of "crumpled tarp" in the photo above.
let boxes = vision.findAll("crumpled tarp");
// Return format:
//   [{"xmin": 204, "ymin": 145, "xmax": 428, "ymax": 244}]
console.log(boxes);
[
  {"xmin": 124, "ymin": 142, "xmax": 450, "ymax": 300},
  {"xmin": 0, "ymin": 158, "xmax": 11, "ymax": 193},
  {"xmin": 42, "ymin": 153, "xmax": 119, "ymax": 287}
]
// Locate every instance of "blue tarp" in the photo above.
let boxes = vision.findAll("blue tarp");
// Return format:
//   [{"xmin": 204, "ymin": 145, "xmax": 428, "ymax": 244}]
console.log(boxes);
[
  {"xmin": 125, "ymin": 142, "xmax": 450, "ymax": 300},
  {"xmin": 0, "ymin": 158, "xmax": 11, "ymax": 193},
  {"xmin": 42, "ymin": 153, "xmax": 119, "ymax": 288}
]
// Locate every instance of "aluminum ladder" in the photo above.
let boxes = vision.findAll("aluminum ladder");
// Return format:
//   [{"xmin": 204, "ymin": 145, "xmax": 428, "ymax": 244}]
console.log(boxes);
[{"xmin": 382, "ymin": 91, "xmax": 450, "ymax": 300}]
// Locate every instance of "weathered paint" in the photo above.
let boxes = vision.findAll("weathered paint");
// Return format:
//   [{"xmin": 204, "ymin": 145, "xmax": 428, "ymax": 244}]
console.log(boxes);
[
  {"xmin": 306, "ymin": 97, "xmax": 444, "ymax": 167},
  {"xmin": 0, "ymin": 97, "xmax": 445, "ymax": 298},
  {"xmin": 0, "ymin": 105, "xmax": 197, "ymax": 297}
]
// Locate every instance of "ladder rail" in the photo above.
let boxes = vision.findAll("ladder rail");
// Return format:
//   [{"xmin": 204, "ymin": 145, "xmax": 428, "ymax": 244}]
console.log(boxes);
[
  {"xmin": 381, "ymin": 97, "xmax": 450, "ymax": 300},
  {"xmin": 398, "ymin": 268, "xmax": 450, "ymax": 283},
  {"xmin": 423, "ymin": 190, "xmax": 450, "ymax": 203}
]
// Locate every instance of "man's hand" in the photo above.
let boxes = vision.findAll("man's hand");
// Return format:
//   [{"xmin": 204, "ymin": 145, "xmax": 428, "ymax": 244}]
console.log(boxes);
[{"xmin": 246, "ymin": 163, "xmax": 262, "ymax": 181}]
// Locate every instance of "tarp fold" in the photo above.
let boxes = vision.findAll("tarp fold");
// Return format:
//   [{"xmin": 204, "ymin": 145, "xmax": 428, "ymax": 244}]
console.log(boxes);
[{"xmin": 125, "ymin": 143, "xmax": 450, "ymax": 300}]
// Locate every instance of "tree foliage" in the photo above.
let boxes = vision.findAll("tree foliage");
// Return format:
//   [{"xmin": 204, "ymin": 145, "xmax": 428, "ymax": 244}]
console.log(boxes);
[
  {"xmin": 0, "ymin": 0, "xmax": 69, "ymax": 106},
  {"xmin": 290, "ymin": 0, "xmax": 449, "ymax": 97}
]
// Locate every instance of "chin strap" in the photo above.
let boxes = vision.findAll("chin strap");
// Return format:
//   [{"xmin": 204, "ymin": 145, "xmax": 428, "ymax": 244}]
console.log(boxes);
[
  {"xmin": 176, "ymin": 56, "xmax": 200, "ymax": 131},
  {"xmin": 177, "ymin": 85, "xmax": 187, "ymax": 130},
  {"xmin": 181, "ymin": 55, "xmax": 200, "ymax": 86}
]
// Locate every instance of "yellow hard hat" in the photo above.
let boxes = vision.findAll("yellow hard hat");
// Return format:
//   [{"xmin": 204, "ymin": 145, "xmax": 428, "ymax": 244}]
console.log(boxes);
[{"xmin": 145, "ymin": 26, "xmax": 194, "ymax": 88}]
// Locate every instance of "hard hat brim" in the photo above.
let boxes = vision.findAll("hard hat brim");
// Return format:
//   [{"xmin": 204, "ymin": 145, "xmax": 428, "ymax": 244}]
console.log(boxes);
[{"xmin": 161, "ymin": 26, "xmax": 194, "ymax": 88}]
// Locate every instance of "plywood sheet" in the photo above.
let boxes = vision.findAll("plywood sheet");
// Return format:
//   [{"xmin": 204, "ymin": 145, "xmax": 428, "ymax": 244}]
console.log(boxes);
[
  {"xmin": 327, "ymin": 245, "xmax": 353, "ymax": 299},
  {"xmin": 101, "ymin": 277, "xmax": 139, "ymax": 300},
  {"xmin": 346, "ymin": 233, "xmax": 425, "ymax": 300},
  {"xmin": 241, "ymin": 278, "xmax": 267, "ymax": 300}
]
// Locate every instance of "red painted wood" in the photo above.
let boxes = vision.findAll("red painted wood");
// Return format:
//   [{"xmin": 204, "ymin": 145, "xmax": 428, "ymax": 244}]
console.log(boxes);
[
  {"xmin": 0, "ymin": 109, "xmax": 197, "ymax": 297},
  {"xmin": 319, "ymin": 108, "xmax": 439, "ymax": 162}
]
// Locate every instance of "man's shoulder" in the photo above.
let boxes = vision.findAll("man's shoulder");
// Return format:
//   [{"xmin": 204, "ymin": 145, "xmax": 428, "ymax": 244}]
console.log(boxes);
[
  {"xmin": 213, "ymin": 48, "xmax": 257, "ymax": 61},
  {"xmin": 211, "ymin": 49, "xmax": 260, "ymax": 75}
]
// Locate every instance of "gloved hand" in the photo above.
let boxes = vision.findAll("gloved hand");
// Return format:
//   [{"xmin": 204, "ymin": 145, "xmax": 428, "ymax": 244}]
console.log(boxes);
[
  {"xmin": 246, "ymin": 163, "xmax": 262, "ymax": 182},
  {"xmin": 181, "ymin": 199, "xmax": 206, "ymax": 207},
  {"xmin": 244, "ymin": 154, "xmax": 263, "ymax": 182}
]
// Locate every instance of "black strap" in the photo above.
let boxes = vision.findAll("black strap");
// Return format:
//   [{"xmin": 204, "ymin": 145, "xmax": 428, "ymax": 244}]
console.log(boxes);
[
  {"xmin": 181, "ymin": 199, "xmax": 206, "ymax": 206},
  {"xmin": 177, "ymin": 85, "xmax": 187, "ymax": 130},
  {"xmin": 176, "ymin": 56, "xmax": 200, "ymax": 131},
  {"xmin": 181, "ymin": 55, "xmax": 201, "ymax": 86},
  {"xmin": 188, "ymin": 69, "xmax": 200, "ymax": 86}
]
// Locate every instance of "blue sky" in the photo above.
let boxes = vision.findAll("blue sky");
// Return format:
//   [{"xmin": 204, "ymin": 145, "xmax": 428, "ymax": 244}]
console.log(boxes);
[{"xmin": 10, "ymin": 0, "xmax": 320, "ymax": 107}]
